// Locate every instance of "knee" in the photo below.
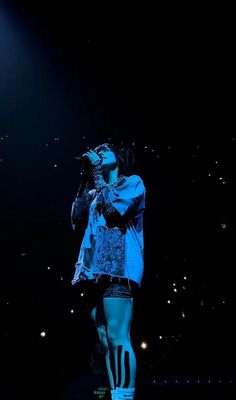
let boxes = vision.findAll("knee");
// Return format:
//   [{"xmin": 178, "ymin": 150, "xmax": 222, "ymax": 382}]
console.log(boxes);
[{"xmin": 107, "ymin": 321, "xmax": 130, "ymax": 346}]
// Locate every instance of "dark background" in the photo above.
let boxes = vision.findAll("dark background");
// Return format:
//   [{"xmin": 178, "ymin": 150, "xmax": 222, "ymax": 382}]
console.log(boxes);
[{"xmin": 0, "ymin": 1, "xmax": 235, "ymax": 399}]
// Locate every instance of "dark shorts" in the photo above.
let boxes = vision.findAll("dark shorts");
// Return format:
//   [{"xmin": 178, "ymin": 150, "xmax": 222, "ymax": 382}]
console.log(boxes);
[{"xmin": 75, "ymin": 275, "xmax": 139, "ymax": 312}]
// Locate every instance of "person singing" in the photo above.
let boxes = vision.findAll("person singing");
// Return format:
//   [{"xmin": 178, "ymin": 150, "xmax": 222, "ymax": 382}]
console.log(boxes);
[{"xmin": 71, "ymin": 142, "xmax": 146, "ymax": 400}]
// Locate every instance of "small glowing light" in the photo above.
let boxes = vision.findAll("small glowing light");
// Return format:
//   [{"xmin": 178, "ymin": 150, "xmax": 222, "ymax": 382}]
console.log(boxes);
[
  {"xmin": 47, "ymin": 267, "xmax": 51, "ymax": 270},
  {"xmin": 222, "ymin": 181, "xmax": 227, "ymax": 184},
  {"xmin": 151, "ymin": 149, "xmax": 155, "ymax": 152},
  {"xmin": 155, "ymin": 154, "xmax": 160, "ymax": 158},
  {"xmin": 70, "ymin": 309, "xmax": 74, "ymax": 314},
  {"xmin": 45, "ymin": 143, "xmax": 49, "ymax": 147},
  {"xmin": 200, "ymin": 300, "xmax": 204, "ymax": 306},
  {"xmin": 80, "ymin": 292, "xmax": 84, "ymax": 297},
  {"xmin": 173, "ymin": 288, "xmax": 177, "ymax": 293},
  {"xmin": 208, "ymin": 173, "xmax": 212, "ymax": 177},
  {"xmin": 182, "ymin": 286, "xmax": 186, "ymax": 290},
  {"xmin": 186, "ymin": 380, "xmax": 189, "ymax": 383},
  {"xmin": 1, "ymin": 137, "xmax": 4, "ymax": 140},
  {"xmin": 144, "ymin": 146, "xmax": 148, "ymax": 149},
  {"xmin": 40, "ymin": 331, "xmax": 46, "ymax": 337},
  {"xmin": 167, "ymin": 300, "xmax": 171, "ymax": 304},
  {"xmin": 220, "ymin": 223, "xmax": 227, "ymax": 229},
  {"xmin": 54, "ymin": 137, "xmax": 59, "ymax": 141},
  {"xmin": 159, "ymin": 335, "xmax": 163, "ymax": 340},
  {"xmin": 132, "ymin": 142, "xmax": 135, "ymax": 146},
  {"xmin": 83, "ymin": 136, "xmax": 86, "ymax": 139},
  {"xmin": 215, "ymin": 161, "xmax": 218, "ymax": 164},
  {"xmin": 219, "ymin": 177, "xmax": 223, "ymax": 180},
  {"xmin": 222, "ymin": 300, "xmax": 226, "ymax": 304},
  {"xmin": 6, "ymin": 301, "xmax": 10, "ymax": 305},
  {"xmin": 175, "ymin": 379, "xmax": 179, "ymax": 383},
  {"xmin": 183, "ymin": 276, "xmax": 187, "ymax": 280},
  {"xmin": 173, "ymin": 283, "xmax": 176, "ymax": 286},
  {"xmin": 54, "ymin": 164, "xmax": 58, "ymax": 168},
  {"xmin": 181, "ymin": 311, "xmax": 185, "ymax": 318},
  {"xmin": 140, "ymin": 341, "xmax": 148, "ymax": 349},
  {"xmin": 21, "ymin": 253, "xmax": 27, "ymax": 256},
  {"xmin": 60, "ymin": 277, "xmax": 64, "ymax": 281}
]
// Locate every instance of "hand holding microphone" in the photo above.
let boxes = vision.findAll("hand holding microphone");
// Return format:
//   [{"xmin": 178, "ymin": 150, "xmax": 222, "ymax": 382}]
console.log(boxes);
[
  {"xmin": 74, "ymin": 149, "xmax": 102, "ymax": 197},
  {"xmin": 74, "ymin": 149, "xmax": 102, "ymax": 166}
]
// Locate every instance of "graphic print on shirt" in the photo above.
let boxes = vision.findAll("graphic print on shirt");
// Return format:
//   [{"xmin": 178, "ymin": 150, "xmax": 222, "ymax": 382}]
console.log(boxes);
[{"xmin": 94, "ymin": 225, "xmax": 126, "ymax": 275}]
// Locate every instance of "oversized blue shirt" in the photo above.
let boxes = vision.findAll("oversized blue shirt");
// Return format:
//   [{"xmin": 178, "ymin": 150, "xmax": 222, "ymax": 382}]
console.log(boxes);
[{"xmin": 71, "ymin": 166, "xmax": 146, "ymax": 288}]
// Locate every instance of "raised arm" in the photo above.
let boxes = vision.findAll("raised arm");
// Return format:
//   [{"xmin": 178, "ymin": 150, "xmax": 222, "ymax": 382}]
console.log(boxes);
[{"xmin": 71, "ymin": 176, "xmax": 93, "ymax": 232}]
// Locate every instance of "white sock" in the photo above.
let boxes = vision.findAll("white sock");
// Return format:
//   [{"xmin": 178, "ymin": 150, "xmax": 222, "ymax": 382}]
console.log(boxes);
[
  {"xmin": 116, "ymin": 387, "xmax": 135, "ymax": 399},
  {"xmin": 110, "ymin": 388, "xmax": 118, "ymax": 400}
]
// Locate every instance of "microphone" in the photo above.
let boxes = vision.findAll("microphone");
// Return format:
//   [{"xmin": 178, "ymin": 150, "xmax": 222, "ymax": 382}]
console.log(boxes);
[
  {"xmin": 74, "ymin": 151, "xmax": 102, "ymax": 161},
  {"xmin": 73, "ymin": 153, "xmax": 87, "ymax": 161}
]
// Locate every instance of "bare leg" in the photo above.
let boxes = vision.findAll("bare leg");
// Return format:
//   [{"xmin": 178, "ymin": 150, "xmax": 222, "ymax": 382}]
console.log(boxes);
[
  {"xmin": 89, "ymin": 302, "xmax": 115, "ymax": 389},
  {"xmin": 103, "ymin": 297, "xmax": 136, "ymax": 388}
]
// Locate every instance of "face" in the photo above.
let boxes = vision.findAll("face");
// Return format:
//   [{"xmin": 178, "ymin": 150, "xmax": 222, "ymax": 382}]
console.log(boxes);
[{"xmin": 94, "ymin": 143, "xmax": 118, "ymax": 171}]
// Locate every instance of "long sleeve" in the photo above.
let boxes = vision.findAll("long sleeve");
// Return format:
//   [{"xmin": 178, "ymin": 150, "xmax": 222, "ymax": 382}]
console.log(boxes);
[
  {"xmin": 71, "ymin": 182, "xmax": 93, "ymax": 232},
  {"xmin": 91, "ymin": 159, "xmax": 108, "ymax": 192}
]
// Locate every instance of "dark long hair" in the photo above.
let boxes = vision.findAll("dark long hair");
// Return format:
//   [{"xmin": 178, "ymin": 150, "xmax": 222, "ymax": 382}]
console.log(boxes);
[{"xmin": 110, "ymin": 143, "xmax": 135, "ymax": 176}]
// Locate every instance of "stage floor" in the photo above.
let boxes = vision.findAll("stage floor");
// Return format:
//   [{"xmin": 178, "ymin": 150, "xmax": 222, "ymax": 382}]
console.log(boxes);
[{"xmin": 64, "ymin": 373, "xmax": 235, "ymax": 399}]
